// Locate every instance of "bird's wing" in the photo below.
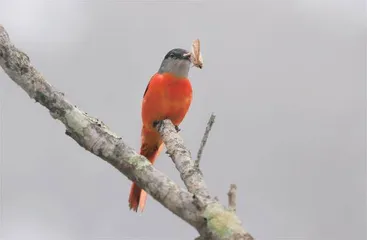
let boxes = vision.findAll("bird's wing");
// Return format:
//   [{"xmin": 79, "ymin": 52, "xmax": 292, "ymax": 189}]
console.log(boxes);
[{"xmin": 143, "ymin": 81, "xmax": 150, "ymax": 97}]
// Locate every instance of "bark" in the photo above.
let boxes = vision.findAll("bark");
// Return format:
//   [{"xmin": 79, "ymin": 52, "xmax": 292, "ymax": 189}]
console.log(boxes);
[{"xmin": 0, "ymin": 25, "xmax": 254, "ymax": 240}]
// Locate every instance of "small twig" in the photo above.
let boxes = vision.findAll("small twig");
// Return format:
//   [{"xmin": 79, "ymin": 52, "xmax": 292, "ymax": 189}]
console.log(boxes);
[
  {"xmin": 227, "ymin": 184, "xmax": 237, "ymax": 212},
  {"xmin": 195, "ymin": 113, "xmax": 216, "ymax": 167}
]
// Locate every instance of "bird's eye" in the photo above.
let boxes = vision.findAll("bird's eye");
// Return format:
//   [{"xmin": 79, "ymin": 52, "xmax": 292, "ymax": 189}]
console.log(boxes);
[{"xmin": 169, "ymin": 53, "xmax": 175, "ymax": 58}]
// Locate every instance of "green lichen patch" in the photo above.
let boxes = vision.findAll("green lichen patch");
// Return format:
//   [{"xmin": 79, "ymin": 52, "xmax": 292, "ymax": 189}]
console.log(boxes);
[
  {"xmin": 203, "ymin": 203, "xmax": 245, "ymax": 239},
  {"xmin": 127, "ymin": 155, "xmax": 151, "ymax": 171},
  {"xmin": 64, "ymin": 108, "xmax": 90, "ymax": 137}
]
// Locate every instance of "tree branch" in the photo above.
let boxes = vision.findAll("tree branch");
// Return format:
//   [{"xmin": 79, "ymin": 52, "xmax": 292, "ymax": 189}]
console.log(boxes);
[
  {"xmin": 156, "ymin": 120, "xmax": 210, "ymax": 201},
  {"xmin": 195, "ymin": 113, "xmax": 216, "ymax": 167},
  {"xmin": 0, "ymin": 25, "xmax": 254, "ymax": 240},
  {"xmin": 0, "ymin": 24, "xmax": 199, "ymax": 227},
  {"xmin": 228, "ymin": 184, "xmax": 237, "ymax": 212}
]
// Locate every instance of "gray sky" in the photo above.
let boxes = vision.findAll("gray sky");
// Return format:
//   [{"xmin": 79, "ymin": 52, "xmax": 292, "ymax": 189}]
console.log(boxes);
[{"xmin": 0, "ymin": 1, "xmax": 365, "ymax": 240}]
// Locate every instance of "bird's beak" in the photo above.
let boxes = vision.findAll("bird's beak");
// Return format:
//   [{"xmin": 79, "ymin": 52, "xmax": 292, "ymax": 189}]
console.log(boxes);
[{"xmin": 183, "ymin": 52, "xmax": 192, "ymax": 60}]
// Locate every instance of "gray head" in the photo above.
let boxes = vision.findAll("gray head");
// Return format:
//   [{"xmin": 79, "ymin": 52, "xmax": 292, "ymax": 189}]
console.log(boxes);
[{"xmin": 158, "ymin": 48, "xmax": 192, "ymax": 78}]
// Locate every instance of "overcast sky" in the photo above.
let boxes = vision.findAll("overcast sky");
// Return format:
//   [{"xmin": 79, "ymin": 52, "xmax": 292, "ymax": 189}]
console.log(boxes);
[{"xmin": 0, "ymin": 1, "xmax": 365, "ymax": 240}]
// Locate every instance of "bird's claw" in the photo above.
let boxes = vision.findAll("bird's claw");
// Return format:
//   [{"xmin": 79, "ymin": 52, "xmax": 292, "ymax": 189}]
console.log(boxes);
[
  {"xmin": 175, "ymin": 125, "xmax": 181, "ymax": 132},
  {"xmin": 153, "ymin": 120, "xmax": 160, "ymax": 128}
]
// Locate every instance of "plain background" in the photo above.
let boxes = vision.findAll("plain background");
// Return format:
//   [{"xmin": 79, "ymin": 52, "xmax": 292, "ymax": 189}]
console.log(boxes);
[{"xmin": 0, "ymin": 0, "xmax": 365, "ymax": 240}]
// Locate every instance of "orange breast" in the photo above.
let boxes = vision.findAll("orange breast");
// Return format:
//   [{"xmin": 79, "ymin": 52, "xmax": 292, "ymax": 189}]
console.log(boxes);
[{"xmin": 141, "ymin": 73, "xmax": 193, "ymax": 129}]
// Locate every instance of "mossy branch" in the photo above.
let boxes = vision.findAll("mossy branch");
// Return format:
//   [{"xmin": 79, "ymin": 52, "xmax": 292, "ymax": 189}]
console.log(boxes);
[{"xmin": 0, "ymin": 25, "xmax": 254, "ymax": 240}]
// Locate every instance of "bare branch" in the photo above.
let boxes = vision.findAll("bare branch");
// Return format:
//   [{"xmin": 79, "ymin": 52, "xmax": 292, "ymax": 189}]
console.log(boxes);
[
  {"xmin": 155, "ymin": 120, "xmax": 210, "ymax": 202},
  {"xmin": 228, "ymin": 184, "xmax": 237, "ymax": 212},
  {"xmin": 0, "ymin": 24, "xmax": 200, "ymax": 227},
  {"xmin": 195, "ymin": 113, "xmax": 216, "ymax": 167},
  {"xmin": 0, "ymin": 25, "xmax": 254, "ymax": 240}
]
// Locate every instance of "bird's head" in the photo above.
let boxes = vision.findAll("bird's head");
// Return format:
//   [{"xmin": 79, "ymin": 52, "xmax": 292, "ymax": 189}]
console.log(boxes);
[{"xmin": 158, "ymin": 48, "xmax": 192, "ymax": 78}]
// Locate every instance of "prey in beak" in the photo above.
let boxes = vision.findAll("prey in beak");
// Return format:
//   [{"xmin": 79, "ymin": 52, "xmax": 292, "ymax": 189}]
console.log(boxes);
[{"xmin": 190, "ymin": 39, "xmax": 203, "ymax": 69}]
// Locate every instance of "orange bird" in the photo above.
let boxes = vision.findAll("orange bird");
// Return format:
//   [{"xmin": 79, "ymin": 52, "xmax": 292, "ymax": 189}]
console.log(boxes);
[{"xmin": 128, "ymin": 48, "xmax": 195, "ymax": 212}]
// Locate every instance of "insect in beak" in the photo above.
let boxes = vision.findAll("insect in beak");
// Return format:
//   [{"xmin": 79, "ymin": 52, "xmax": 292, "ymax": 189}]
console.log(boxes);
[{"xmin": 191, "ymin": 39, "xmax": 203, "ymax": 69}]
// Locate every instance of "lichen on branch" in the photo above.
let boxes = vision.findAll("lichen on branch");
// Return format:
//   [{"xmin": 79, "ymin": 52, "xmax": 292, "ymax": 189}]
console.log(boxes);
[{"xmin": 0, "ymin": 25, "xmax": 254, "ymax": 240}]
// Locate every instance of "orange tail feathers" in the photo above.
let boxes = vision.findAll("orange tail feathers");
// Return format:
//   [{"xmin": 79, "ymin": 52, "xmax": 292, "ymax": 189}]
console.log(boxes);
[{"xmin": 128, "ymin": 126, "xmax": 163, "ymax": 212}]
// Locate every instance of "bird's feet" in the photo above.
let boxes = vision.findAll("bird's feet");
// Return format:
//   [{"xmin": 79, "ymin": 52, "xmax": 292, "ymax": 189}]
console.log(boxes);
[
  {"xmin": 153, "ymin": 120, "xmax": 160, "ymax": 128},
  {"xmin": 175, "ymin": 125, "xmax": 181, "ymax": 132},
  {"xmin": 152, "ymin": 120, "xmax": 180, "ymax": 133}
]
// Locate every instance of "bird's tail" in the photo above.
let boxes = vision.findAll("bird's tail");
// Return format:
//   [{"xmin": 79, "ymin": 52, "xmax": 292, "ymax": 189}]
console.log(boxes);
[{"xmin": 128, "ymin": 126, "xmax": 163, "ymax": 212}]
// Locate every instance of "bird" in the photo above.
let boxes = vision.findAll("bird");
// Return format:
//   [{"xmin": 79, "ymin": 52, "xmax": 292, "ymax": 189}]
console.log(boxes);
[{"xmin": 128, "ymin": 48, "xmax": 195, "ymax": 212}]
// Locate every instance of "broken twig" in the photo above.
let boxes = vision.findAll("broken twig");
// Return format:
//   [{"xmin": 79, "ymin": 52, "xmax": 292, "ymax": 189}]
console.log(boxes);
[{"xmin": 228, "ymin": 184, "xmax": 237, "ymax": 212}]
